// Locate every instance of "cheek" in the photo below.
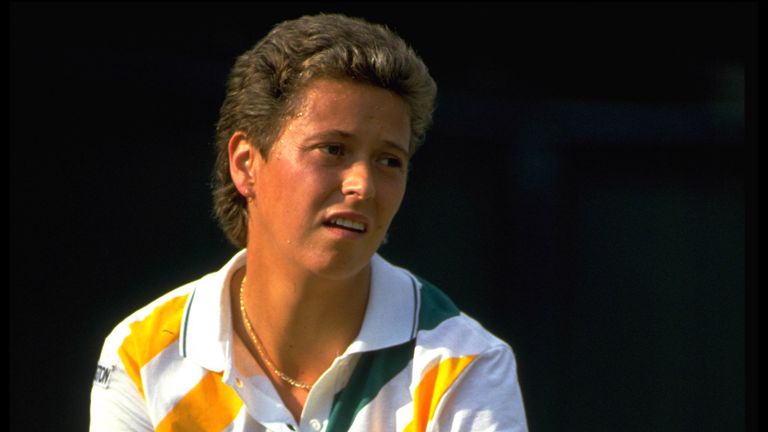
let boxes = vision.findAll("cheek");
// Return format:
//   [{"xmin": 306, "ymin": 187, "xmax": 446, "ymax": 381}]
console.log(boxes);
[
  {"xmin": 257, "ymin": 164, "xmax": 305, "ymax": 217},
  {"xmin": 273, "ymin": 163, "xmax": 337, "ymax": 213},
  {"xmin": 379, "ymin": 176, "xmax": 407, "ymax": 218}
]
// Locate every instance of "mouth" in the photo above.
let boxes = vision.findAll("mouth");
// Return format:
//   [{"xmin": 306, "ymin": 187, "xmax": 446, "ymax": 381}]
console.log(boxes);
[{"xmin": 322, "ymin": 217, "xmax": 368, "ymax": 234}]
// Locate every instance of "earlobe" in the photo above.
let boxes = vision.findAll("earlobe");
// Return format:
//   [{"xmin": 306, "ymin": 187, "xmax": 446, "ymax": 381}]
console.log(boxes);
[{"xmin": 228, "ymin": 132, "xmax": 257, "ymax": 199}]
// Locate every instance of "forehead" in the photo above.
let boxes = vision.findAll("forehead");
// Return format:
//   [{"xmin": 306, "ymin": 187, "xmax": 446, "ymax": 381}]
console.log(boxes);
[{"xmin": 286, "ymin": 78, "xmax": 411, "ymax": 151}]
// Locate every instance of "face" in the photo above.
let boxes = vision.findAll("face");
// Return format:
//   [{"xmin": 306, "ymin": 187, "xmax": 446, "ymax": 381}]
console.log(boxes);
[{"xmin": 247, "ymin": 78, "xmax": 411, "ymax": 280}]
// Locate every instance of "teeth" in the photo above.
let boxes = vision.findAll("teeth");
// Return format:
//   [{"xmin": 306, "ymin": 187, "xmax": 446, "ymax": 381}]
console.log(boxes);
[{"xmin": 330, "ymin": 218, "xmax": 366, "ymax": 232}]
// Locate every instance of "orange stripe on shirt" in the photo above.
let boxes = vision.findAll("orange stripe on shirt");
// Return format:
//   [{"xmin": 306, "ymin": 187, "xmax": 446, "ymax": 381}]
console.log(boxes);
[
  {"xmin": 404, "ymin": 355, "xmax": 477, "ymax": 432},
  {"xmin": 117, "ymin": 294, "xmax": 189, "ymax": 399},
  {"xmin": 155, "ymin": 371, "xmax": 244, "ymax": 432}
]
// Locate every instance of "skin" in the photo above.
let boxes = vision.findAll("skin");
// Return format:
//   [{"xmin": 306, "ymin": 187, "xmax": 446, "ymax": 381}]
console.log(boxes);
[{"xmin": 228, "ymin": 77, "xmax": 411, "ymax": 421}]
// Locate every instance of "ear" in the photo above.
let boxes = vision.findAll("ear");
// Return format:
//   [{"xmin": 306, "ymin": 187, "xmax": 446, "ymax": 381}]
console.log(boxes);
[{"xmin": 228, "ymin": 131, "xmax": 259, "ymax": 199}]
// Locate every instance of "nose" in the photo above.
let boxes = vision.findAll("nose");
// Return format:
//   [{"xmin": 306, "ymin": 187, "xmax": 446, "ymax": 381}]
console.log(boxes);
[{"xmin": 341, "ymin": 160, "xmax": 375, "ymax": 200}]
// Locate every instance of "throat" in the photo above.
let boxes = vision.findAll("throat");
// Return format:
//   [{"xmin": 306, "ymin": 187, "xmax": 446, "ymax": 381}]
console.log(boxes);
[{"xmin": 232, "ymin": 264, "xmax": 372, "ymax": 373}]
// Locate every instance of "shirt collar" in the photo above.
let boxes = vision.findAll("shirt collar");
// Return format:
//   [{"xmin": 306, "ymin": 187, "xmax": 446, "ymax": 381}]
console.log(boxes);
[
  {"xmin": 343, "ymin": 253, "xmax": 419, "ymax": 355},
  {"xmin": 180, "ymin": 250, "xmax": 419, "ymax": 372},
  {"xmin": 179, "ymin": 249, "xmax": 246, "ymax": 373}
]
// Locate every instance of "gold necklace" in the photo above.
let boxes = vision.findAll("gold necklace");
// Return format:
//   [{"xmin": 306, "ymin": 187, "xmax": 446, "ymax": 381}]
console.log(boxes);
[{"xmin": 239, "ymin": 275, "xmax": 313, "ymax": 390}]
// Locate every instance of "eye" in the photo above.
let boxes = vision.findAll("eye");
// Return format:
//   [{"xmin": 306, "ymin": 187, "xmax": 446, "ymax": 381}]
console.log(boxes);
[
  {"xmin": 320, "ymin": 143, "xmax": 344, "ymax": 156},
  {"xmin": 379, "ymin": 155, "xmax": 404, "ymax": 169}
]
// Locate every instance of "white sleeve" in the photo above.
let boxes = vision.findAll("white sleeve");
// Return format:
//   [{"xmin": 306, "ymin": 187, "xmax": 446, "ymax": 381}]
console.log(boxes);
[
  {"xmin": 89, "ymin": 360, "xmax": 153, "ymax": 431},
  {"xmin": 432, "ymin": 344, "xmax": 529, "ymax": 432}
]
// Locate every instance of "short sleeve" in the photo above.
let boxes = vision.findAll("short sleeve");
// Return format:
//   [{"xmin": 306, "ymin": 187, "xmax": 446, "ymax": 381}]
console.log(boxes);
[
  {"xmin": 89, "ymin": 357, "xmax": 153, "ymax": 431},
  {"xmin": 432, "ymin": 344, "xmax": 528, "ymax": 432}
]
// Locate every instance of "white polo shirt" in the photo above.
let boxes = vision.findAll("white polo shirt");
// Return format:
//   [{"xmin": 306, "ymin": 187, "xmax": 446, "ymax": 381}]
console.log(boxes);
[{"xmin": 90, "ymin": 250, "xmax": 528, "ymax": 431}]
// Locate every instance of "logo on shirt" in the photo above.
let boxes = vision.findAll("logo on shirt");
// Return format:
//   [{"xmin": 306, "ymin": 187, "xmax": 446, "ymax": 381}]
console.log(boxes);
[{"xmin": 94, "ymin": 364, "xmax": 114, "ymax": 388}]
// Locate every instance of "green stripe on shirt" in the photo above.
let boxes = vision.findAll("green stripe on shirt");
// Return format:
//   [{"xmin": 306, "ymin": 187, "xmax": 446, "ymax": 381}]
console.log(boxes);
[
  {"xmin": 326, "ymin": 340, "xmax": 416, "ymax": 431},
  {"xmin": 416, "ymin": 278, "xmax": 460, "ymax": 332},
  {"xmin": 326, "ymin": 278, "xmax": 460, "ymax": 430}
]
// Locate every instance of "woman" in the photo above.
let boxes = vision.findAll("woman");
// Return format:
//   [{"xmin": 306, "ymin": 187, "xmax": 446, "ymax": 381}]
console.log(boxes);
[{"xmin": 91, "ymin": 13, "xmax": 528, "ymax": 431}]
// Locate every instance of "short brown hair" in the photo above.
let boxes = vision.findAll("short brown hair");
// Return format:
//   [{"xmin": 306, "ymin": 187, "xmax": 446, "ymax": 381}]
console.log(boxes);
[{"xmin": 211, "ymin": 13, "xmax": 438, "ymax": 248}]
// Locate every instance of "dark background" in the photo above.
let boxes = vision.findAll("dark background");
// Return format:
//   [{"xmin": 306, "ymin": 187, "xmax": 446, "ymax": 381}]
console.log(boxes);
[{"xmin": 10, "ymin": 2, "xmax": 757, "ymax": 431}]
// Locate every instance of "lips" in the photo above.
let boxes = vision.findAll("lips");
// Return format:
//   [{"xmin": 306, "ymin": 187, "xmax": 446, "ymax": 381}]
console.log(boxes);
[
  {"xmin": 322, "ymin": 212, "xmax": 369, "ymax": 233},
  {"xmin": 326, "ymin": 218, "xmax": 366, "ymax": 232}
]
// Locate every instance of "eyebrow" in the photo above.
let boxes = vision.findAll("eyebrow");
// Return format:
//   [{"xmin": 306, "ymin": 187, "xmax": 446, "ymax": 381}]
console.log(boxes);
[{"xmin": 307, "ymin": 129, "xmax": 410, "ymax": 156}]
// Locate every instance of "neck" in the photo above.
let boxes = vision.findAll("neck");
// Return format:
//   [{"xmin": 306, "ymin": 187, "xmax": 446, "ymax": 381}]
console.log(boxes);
[{"xmin": 233, "ymin": 250, "xmax": 372, "ymax": 385}]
